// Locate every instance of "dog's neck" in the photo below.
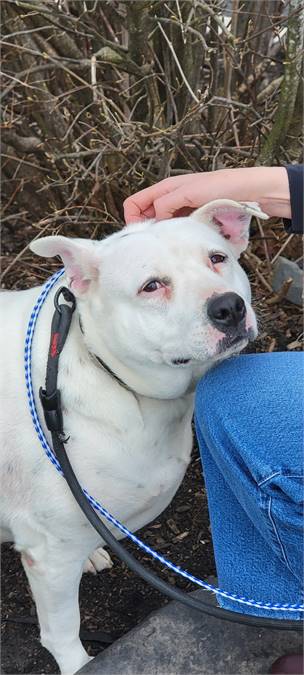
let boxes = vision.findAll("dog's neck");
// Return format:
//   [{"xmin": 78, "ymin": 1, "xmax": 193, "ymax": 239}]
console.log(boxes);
[
  {"xmin": 71, "ymin": 305, "xmax": 205, "ymax": 401},
  {"xmin": 78, "ymin": 315, "xmax": 134, "ymax": 393}
]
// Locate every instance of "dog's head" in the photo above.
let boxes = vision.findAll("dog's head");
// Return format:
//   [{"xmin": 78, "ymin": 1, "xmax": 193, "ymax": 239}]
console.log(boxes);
[{"xmin": 31, "ymin": 200, "xmax": 268, "ymax": 399}]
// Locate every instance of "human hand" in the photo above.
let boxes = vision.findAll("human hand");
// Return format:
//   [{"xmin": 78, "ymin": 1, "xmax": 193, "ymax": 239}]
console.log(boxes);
[{"xmin": 123, "ymin": 167, "xmax": 291, "ymax": 223}]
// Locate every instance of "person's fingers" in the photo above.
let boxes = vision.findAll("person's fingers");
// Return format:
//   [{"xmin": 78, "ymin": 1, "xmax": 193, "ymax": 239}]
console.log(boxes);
[
  {"xmin": 153, "ymin": 190, "xmax": 196, "ymax": 220},
  {"xmin": 123, "ymin": 181, "xmax": 174, "ymax": 223},
  {"xmin": 141, "ymin": 205, "xmax": 156, "ymax": 218},
  {"xmin": 123, "ymin": 193, "xmax": 153, "ymax": 223}
]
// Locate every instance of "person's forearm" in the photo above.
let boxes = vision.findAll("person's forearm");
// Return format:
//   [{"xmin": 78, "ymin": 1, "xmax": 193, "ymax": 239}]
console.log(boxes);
[
  {"xmin": 124, "ymin": 165, "xmax": 292, "ymax": 223},
  {"xmin": 211, "ymin": 166, "xmax": 291, "ymax": 220},
  {"xmin": 245, "ymin": 166, "xmax": 291, "ymax": 220}
]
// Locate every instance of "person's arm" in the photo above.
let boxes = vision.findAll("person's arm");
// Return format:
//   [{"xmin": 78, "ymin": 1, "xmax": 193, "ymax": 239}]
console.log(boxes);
[{"xmin": 124, "ymin": 166, "xmax": 302, "ymax": 230}]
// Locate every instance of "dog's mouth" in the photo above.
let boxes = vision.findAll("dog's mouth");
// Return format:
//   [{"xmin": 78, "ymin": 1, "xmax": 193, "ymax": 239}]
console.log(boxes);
[
  {"xmin": 170, "ymin": 328, "xmax": 255, "ymax": 366},
  {"xmin": 216, "ymin": 327, "xmax": 255, "ymax": 355},
  {"xmin": 171, "ymin": 357, "xmax": 191, "ymax": 366}
]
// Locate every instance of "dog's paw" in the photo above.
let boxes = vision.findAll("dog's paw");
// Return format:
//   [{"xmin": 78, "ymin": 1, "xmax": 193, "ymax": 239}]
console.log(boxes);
[{"xmin": 83, "ymin": 547, "xmax": 113, "ymax": 574}]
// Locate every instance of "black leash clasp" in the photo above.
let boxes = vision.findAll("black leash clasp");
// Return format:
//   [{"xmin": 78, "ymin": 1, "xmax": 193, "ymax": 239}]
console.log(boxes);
[
  {"xmin": 40, "ymin": 286, "xmax": 76, "ymax": 442},
  {"xmin": 39, "ymin": 388, "xmax": 64, "ymax": 435},
  {"xmin": 54, "ymin": 286, "xmax": 76, "ymax": 315}
]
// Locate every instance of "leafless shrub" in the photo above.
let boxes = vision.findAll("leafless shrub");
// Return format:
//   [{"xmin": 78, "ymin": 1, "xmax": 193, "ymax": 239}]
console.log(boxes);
[{"xmin": 1, "ymin": 0, "xmax": 303, "ymax": 292}]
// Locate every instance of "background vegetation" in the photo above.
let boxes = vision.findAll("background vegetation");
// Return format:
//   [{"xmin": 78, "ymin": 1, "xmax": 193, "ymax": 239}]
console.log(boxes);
[{"xmin": 1, "ymin": 1, "xmax": 303, "ymax": 276}]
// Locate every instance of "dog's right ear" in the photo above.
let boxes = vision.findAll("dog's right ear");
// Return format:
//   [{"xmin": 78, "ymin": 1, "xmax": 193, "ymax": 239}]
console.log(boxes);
[
  {"xmin": 30, "ymin": 236, "xmax": 100, "ymax": 296},
  {"xmin": 191, "ymin": 199, "xmax": 268, "ymax": 258}
]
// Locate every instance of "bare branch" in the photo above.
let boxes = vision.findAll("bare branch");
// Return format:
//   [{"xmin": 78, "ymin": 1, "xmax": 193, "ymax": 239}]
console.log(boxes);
[
  {"xmin": 157, "ymin": 21, "xmax": 200, "ymax": 104},
  {"xmin": 2, "ymin": 129, "xmax": 42, "ymax": 153},
  {"xmin": 258, "ymin": 0, "xmax": 304, "ymax": 164}
]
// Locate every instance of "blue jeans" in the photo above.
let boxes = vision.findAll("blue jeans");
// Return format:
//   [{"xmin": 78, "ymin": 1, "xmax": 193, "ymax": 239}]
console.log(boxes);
[{"xmin": 194, "ymin": 352, "xmax": 303, "ymax": 619}]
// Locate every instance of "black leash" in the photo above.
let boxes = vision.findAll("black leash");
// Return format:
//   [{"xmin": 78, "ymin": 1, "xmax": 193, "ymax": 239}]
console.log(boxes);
[
  {"xmin": 39, "ymin": 287, "xmax": 76, "ymax": 442},
  {"xmin": 37, "ymin": 286, "xmax": 302, "ymax": 632}
]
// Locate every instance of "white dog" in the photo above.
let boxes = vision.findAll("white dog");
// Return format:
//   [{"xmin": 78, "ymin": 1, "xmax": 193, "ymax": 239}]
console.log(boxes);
[{"xmin": 0, "ymin": 200, "xmax": 267, "ymax": 673}]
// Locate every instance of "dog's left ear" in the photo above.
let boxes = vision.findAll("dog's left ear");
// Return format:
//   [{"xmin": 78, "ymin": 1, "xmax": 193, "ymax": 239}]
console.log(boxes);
[
  {"xmin": 30, "ymin": 236, "xmax": 100, "ymax": 296},
  {"xmin": 191, "ymin": 199, "xmax": 269, "ymax": 257}
]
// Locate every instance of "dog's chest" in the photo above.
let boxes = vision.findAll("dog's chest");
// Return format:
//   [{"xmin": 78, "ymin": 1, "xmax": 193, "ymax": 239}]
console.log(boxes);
[
  {"xmin": 119, "ymin": 408, "xmax": 191, "ymax": 497},
  {"xmin": 65, "ymin": 392, "xmax": 194, "ymax": 522}
]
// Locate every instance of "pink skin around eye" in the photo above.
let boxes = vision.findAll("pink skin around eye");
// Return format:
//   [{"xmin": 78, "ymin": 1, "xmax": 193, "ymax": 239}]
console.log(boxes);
[
  {"xmin": 139, "ymin": 284, "xmax": 172, "ymax": 300},
  {"xmin": 207, "ymin": 258, "xmax": 224, "ymax": 273}
]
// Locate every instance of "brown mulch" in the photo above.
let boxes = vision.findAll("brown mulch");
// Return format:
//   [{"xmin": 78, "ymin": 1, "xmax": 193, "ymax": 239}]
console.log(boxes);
[{"xmin": 1, "ymin": 218, "xmax": 302, "ymax": 674}]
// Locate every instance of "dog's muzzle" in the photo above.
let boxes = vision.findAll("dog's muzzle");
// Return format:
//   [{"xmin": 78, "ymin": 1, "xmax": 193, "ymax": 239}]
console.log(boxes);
[
  {"xmin": 207, "ymin": 292, "xmax": 254, "ymax": 354},
  {"xmin": 207, "ymin": 292, "xmax": 246, "ymax": 332}
]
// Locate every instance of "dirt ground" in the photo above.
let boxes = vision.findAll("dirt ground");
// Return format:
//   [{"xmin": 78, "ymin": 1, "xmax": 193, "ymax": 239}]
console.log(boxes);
[{"xmin": 1, "ymin": 218, "xmax": 302, "ymax": 674}]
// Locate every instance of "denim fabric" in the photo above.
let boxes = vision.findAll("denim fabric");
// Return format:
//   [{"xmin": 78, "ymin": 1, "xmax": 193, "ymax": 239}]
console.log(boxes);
[{"xmin": 194, "ymin": 352, "xmax": 304, "ymax": 619}]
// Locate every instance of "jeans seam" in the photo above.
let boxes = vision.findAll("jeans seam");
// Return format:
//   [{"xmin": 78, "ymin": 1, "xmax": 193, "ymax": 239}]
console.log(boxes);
[
  {"xmin": 258, "ymin": 472, "xmax": 281, "ymax": 487},
  {"xmin": 258, "ymin": 472, "xmax": 304, "ymax": 488},
  {"xmin": 267, "ymin": 495, "xmax": 294, "ymax": 576}
]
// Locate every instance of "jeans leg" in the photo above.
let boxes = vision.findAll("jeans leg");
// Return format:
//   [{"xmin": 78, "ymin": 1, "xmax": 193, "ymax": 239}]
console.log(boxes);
[{"xmin": 194, "ymin": 352, "xmax": 304, "ymax": 619}]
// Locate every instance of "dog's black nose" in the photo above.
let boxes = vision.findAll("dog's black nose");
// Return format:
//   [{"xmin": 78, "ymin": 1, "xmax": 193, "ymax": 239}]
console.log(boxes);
[{"xmin": 207, "ymin": 292, "xmax": 246, "ymax": 332}]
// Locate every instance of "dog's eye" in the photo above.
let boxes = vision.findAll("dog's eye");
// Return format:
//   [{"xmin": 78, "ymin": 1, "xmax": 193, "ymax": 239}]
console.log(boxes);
[
  {"xmin": 209, "ymin": 253, "xmax": 227, "ymax": 265},
  {"xmin": 142, "ymin": 280, "xmax": 162, "ymax": 293}
]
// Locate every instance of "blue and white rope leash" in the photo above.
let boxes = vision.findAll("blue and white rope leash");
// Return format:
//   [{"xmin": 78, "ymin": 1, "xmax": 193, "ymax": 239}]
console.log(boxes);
[{"xmin": 24, "ymin": 270, "xmax": 304, "ymax": 614}]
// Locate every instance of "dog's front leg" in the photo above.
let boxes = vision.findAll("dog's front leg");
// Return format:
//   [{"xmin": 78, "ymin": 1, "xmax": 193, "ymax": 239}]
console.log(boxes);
[{"xmin": 21, "ymin": 545, "xmax": 92, "ymax": 674}]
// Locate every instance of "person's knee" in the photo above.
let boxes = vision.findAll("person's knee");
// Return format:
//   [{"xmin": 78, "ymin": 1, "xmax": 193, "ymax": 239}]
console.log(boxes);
[
  {"xmin": 195, "ymin": 352, "xmax": 303, "ymax": 485},
  {"xmin": 195, "ymin": 355, "xmax": 252, "ymax": 424},
  {"xmin": 195, "ymin": 365, "xmax": 221, "ymax": 422},
  {"xmin": 195, "ymin": 352, "xmax": 303, "ymax": 431}
]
